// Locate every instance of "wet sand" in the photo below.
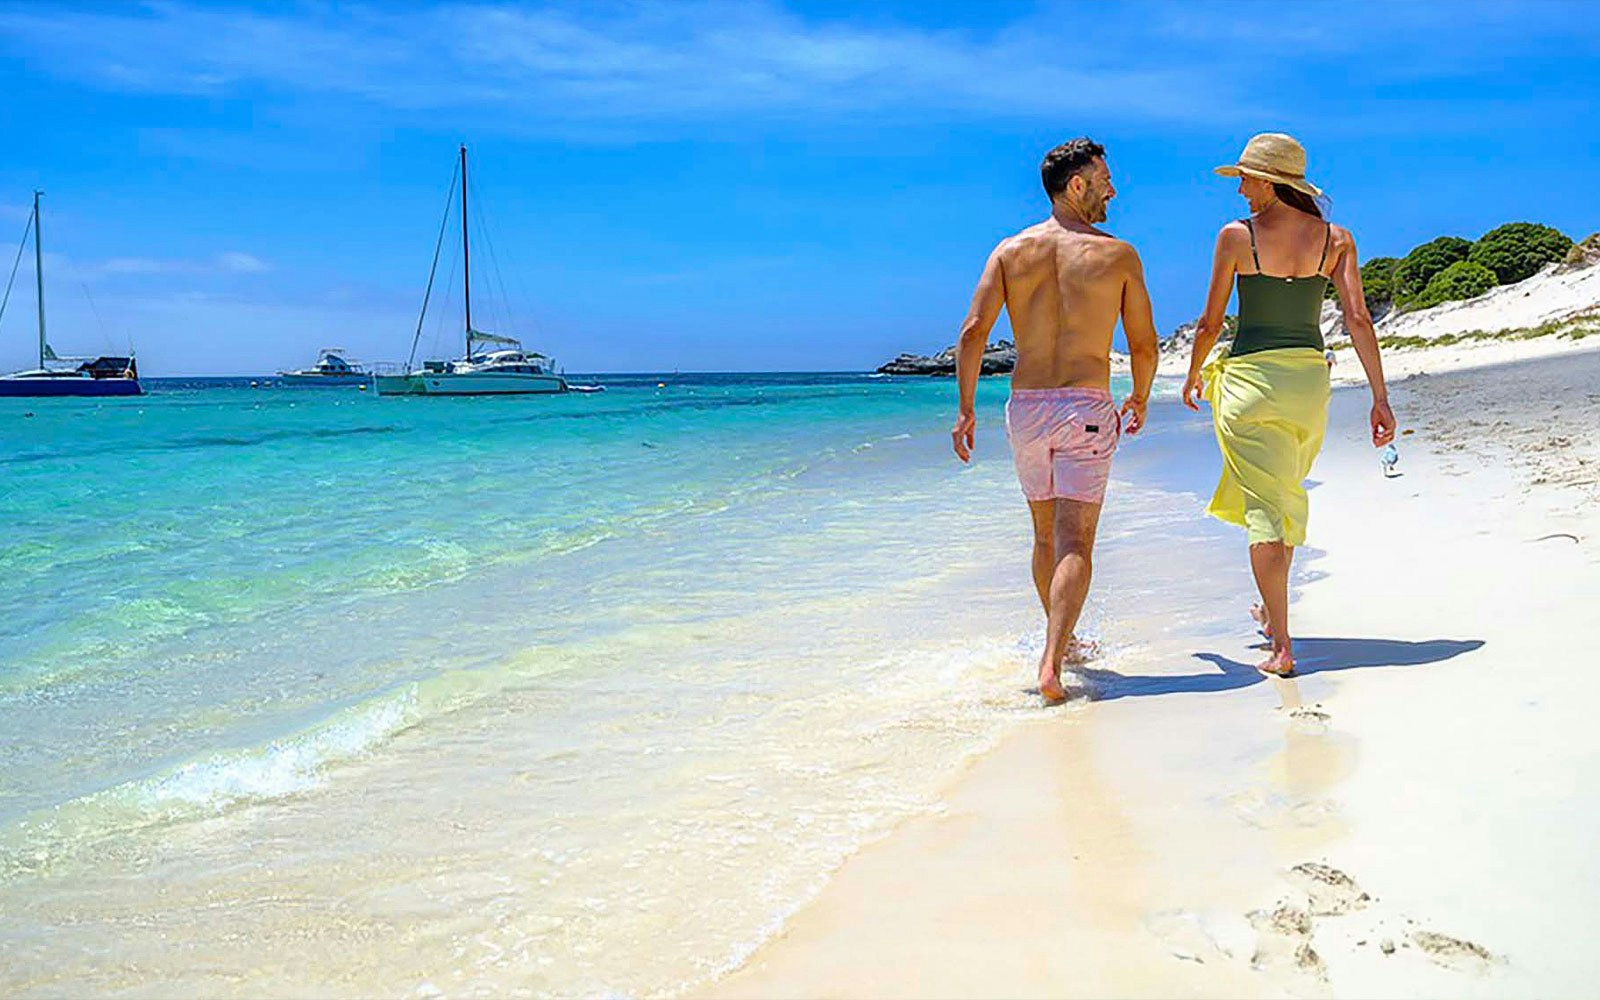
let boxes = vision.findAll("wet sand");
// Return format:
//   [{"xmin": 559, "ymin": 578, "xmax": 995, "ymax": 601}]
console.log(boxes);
[{"xmin": 708, "ymin": 344, "xmax": 1600, "ymax": 998}]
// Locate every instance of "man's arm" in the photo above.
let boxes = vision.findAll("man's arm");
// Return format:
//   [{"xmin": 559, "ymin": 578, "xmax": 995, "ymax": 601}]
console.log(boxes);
[
  {"xmin": 952, "ymin": 248, "xmax": 1006, "ymax": 462},
  {"xmin": 1119, "ymin": 245, "xmax": 1158, "ymax": 434}
]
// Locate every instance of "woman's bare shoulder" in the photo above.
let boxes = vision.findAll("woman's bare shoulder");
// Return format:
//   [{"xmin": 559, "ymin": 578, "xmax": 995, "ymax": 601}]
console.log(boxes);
[{"xmin": 1215, "ymin": 220, "xmax": 1251, "ymax": 252}]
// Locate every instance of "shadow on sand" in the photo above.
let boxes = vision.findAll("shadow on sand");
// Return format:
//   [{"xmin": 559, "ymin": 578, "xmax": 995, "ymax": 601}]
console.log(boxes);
[{"xmin": 1078, "ymin": 637, "xmax": 1485, "ymax": 701}]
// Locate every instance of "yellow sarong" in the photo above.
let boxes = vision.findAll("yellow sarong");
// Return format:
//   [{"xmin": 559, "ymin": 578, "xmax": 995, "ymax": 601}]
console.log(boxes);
[{"xmin": 1202, "ymin": 347, "xmax": 1330, "ymax": 547}]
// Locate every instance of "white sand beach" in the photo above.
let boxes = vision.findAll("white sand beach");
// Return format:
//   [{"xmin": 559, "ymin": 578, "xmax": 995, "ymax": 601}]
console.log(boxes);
[{"xmin": 708, "ymin": 341, "xmax": 1600, "ymax": 998}]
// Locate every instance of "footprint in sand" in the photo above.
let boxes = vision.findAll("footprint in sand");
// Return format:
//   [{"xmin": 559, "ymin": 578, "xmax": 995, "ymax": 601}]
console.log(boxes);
[
  {"xmin": 1410, "ymin": 930, "xmax": 1496, "ymax": 974},
  {"xmin": 1144, "ymin": 909, "xmax": 1253, "ymax": 965},
  {"xmin": 1246, "ymin": 902, "xmax": 1326, "ymax": 982},
  {"xmin": 1287, "ymin": 862, "xmax": 1373, "ymax": 916},
  {"xmin": 1224, "ymin": 789, "xmax": 1337, "ymax": 830}
]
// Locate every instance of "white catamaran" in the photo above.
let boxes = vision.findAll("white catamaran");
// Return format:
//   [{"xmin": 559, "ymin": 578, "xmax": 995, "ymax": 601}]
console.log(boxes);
[
  {"xmin": 0, "ymin": 191, "xmax": 141, "ymax": 398},
  {"xmin": 376, "ymin": 146, "xmax": 568, "ymax": 397}
]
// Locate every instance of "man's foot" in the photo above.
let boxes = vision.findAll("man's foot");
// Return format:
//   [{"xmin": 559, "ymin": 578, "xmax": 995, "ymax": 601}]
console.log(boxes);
[
  {"xmin": 1250, "ymin": 603, "xmax": 1273, "ymax": 640},
  {"xmin": 1257, "ymin": 648, "xmax": 1295, "ymax": 677},
  {"xmin": 1038, "ymin": 662, "xmax": 1068, "ymax": 704}
]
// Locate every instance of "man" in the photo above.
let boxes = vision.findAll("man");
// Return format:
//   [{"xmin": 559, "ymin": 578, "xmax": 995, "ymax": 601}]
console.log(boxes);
[{"xmin": 952, "ymin": 138, "xmax": 1159, "ymax": 703}]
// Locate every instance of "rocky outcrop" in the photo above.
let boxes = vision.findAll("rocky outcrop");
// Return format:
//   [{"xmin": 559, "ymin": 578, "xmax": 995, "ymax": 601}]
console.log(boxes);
[
  {"xmin": 1562, "ymin": 232, "xmax": 1600, "ymax": 269},
  {"xmin": 876, "ymin": 339, "xmax": 1016, "ymax": 375}
]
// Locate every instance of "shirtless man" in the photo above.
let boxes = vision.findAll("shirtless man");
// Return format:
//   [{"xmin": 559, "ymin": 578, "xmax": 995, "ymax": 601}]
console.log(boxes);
[{"xmin": 951, "ymin": 138, "xmax": 1159, "ymax": 703}]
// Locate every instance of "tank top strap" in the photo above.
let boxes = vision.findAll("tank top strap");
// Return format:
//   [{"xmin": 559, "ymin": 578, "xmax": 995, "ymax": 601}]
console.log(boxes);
[
  {"xmin": 1243, "ymin": 218, "xmax": 1261, "ymax": 271},
  {"xmin": 1317, "ymin": 222, "xmax": 1332, "ymax": 274}
]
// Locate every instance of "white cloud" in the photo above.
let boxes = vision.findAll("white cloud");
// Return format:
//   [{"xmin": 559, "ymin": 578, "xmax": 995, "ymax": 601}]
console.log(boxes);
[
  {"xmin": 3, "ymin": 1, "xmax": 1593, "ymax": 144},
  {"xmin": 217, "ymin": 252, "xmax": 271, "ymax": 274},
  {"xmin": 99, "ymin": 256, "xmax": 180, "ymax": 275},
  {"xmin": 0, "ymin": 250, "xmax": 274, "ymax": 280},
  {"xmin": 0, "ymin": 2, "xmax": 1255, "ymax": 128}
]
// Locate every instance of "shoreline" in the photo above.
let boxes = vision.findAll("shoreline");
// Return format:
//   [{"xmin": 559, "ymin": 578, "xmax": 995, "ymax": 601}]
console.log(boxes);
[{"xmin": 706, "ymin": 340, "xmax": 1600, "ymax": 998}]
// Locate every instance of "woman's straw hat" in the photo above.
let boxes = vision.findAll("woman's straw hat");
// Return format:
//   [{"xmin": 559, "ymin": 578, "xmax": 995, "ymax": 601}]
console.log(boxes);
[{"xmin": 1214, "ymin": 133, "xmax": 1322, "ymax": 197}]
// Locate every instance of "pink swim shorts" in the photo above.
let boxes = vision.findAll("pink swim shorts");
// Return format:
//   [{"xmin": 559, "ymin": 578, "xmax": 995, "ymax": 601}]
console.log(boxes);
[{"xmin": 1004, "ymin": 387, "xmax": 1121, "ymax": 504}]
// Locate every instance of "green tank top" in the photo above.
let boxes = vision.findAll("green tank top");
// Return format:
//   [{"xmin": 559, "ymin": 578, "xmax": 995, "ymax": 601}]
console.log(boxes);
[{"xmin": 1231, "ymin": 219, "xmax": 1330, "ymax": 357}]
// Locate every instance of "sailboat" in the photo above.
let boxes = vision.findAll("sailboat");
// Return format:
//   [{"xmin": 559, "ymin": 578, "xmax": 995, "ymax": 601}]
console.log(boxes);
[
  {"xmin": 376, "ymin": 146, "xmax": 567, "ymax": 396},
  {"xmin": 0, "ymin": 191, "xmax": 142, "ymax": 397}
]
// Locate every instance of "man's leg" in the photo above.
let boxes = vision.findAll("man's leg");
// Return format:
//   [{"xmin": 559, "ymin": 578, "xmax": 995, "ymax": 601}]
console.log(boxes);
[
  {"xmin": 1038, "ymin": 498, "xmax": 1104, "ymax": 703},
  {"xmin": 1249, "ymin": 540, "xmax": 1294, "ymax": 675},
  {"xmin": 1027, "ymin": 500, "xmax": 1055, "ymax": 615}
]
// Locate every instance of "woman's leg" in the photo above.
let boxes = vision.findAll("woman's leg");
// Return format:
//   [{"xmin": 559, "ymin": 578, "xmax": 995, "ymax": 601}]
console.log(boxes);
[{"xmin": 1249, "ymin": 540, "xmax": 1295, "ymax": 674}]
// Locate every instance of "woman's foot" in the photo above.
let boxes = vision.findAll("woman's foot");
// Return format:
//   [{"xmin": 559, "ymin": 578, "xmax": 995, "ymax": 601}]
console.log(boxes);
[
  {"xmin": 1250, "ymin": 603, "xmax": 1273, "ymax": 640},
  {"xmin": 1256, "ymin": 647, "xmax": 1295, "ymax": 677}
]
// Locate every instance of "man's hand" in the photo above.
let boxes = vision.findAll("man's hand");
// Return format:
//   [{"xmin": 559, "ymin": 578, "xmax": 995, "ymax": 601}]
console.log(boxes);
[
  {"xmin": 1181, "ymin": 372, "xmax": 1205, "ymax": 411},
  {"xmin": 1370, "ymin": 398, "xmax": 1396, "ymax": 447},
  {"xmin": 1119, "ymin": 393, "xmax": 1148, "ymax": 436},
  {"xmin": 952, "ymin": 410, "xmax": 976, "ymax": 462}
]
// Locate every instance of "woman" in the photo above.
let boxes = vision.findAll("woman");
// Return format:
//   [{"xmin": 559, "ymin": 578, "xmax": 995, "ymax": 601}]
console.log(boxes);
[{"xmin": 1182, "ymin": 133, "xmax": 1396, "ymax": 677}]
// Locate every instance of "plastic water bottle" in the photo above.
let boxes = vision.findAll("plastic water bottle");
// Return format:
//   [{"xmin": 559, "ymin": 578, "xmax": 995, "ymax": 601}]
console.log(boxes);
[{"xmin": 1380, "ymin": 443, "xmax": 1399, "ymax": 477}]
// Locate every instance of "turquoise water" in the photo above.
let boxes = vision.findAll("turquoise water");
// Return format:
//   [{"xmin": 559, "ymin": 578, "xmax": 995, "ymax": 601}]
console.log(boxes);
[
  {"xmin": 0, "ymin": 374, "xmax": 1031, "ymax": 823},
  {"xmin": 3, "ymin": 371, "xmax": 1237, "ymax": 996}
]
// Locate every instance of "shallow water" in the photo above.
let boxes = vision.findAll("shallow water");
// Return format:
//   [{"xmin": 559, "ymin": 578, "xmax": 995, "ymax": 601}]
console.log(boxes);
[{"xmin": 0, "ymin": 372, "xmax": 1238, "ymax": 996}]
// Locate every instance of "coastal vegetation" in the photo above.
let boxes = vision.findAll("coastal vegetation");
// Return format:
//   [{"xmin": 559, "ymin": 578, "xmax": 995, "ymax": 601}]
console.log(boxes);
[
  {"xmin": 1340, "ymin": 304, "xmax": 1600, "ymax": 352},
  {"xmin": 1469, "ymin": 223, "xmax": 1574, "ymax": 284},
  {"xmin": 1410, "ymin": 260, "xmax": 1498, "ymax": 310},
  {"xmin": 1567, "ymin": 232, "xmax": 1600, "ymax": 266},
  {"xmin": 1390, "ymin": 236, "xmax": 1473, "ymax": 306},
  {"xmin": 1349, "ymin": 224, "xmax": 1576, "ymax": 314}
]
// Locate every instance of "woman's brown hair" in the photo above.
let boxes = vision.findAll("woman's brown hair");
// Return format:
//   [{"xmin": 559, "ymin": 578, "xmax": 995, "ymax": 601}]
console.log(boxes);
[{"xmin": 1273, "ymin": 182, "xmax": 1325, "ymax": 218}]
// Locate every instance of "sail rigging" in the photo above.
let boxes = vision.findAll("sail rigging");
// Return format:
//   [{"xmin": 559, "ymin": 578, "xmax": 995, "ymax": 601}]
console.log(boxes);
[
  {"xmin": 0, "ymin": 190, "xmax": 141, "ymax": 395},
  {"xmin": 375, "ymin": 145, "xmax": 570, "ymax": 397}
]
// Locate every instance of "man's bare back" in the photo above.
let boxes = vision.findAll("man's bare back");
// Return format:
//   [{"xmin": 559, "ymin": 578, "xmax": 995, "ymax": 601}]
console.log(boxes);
[
  {"xmin": 952, "ymin": 149, "xmax": 1158, "ymax": 459},
  {"xmin": 995, "ymin": 219, "xmax": 1148, "ymax": 392}
]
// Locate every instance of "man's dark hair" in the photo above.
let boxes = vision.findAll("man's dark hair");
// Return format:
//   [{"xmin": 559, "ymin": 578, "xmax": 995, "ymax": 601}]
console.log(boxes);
[{"xmin": 1041, "ymin": 138, "xmax": 1106, "ymax": 198}]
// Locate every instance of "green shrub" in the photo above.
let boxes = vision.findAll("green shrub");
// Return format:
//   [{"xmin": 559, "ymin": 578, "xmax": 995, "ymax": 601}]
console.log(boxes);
[
  {"xmin": 1359, "ymin": 256, "xmax": 1398, "ymax": 308},
  {"xmin": 1393, "ymin": 236, "xmax": 1471, "ymax": 305},
  {"xmin": 1412, "ymin": 260, "xmax": 1497, "ymax": 310},
  {"xmin": 1324, "ymin": 255, "xmax": 1400, "ymax": 305},
  {"xmin": 1469, "ymin": 222, "xmax": 1572, "ymax": 284}
]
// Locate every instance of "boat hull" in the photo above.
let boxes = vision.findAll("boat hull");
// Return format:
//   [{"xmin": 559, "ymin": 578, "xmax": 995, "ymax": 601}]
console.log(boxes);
[
  {"xmin": 277, "ymin": 372, "xmax": 372, "ymax": 385},
  {"xmin": 375, "ymin": 372, "xmax": 568, "ymax": 396},
  {"xmin": 0, "ymin": 377, "xmax": 142, "ymax": 397}
]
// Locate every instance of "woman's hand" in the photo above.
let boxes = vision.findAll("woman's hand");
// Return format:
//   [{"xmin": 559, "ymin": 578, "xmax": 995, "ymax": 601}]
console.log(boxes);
[
  {"xmin": 1370, "ymin": 398, "xmax": 1396, "ymax": 447},
  {"xmin": 1182, "ymin": 371, "xmax": 1206, "ymax": 411}
]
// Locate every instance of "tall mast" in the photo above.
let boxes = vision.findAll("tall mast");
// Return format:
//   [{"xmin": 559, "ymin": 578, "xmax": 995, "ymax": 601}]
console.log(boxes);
[
  {"xmin": 32, "ymin": 190, "xmax": 45, "ymax": 368},
  {"xmin": 460, "ymin": 144, "xmax": 472, "ymax": 356}
]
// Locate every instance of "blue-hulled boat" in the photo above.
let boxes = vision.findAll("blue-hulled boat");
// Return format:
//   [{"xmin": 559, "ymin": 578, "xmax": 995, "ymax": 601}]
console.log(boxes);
[{"xmin": 0, "ymin": 190, "xmax": 143, "ymax": 397}]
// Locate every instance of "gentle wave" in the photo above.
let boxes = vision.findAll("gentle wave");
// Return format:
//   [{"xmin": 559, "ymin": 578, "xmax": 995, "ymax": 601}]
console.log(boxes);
[{"xmin": 0, "ymin": 647, "xmax": 570, "ymax": 882}]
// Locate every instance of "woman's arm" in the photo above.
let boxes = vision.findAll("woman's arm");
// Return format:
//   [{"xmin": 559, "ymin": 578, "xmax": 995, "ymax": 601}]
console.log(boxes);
[
  {"xmin": 1329, "ymin": 229, "xmax": 1397, "ymax": 447},
  {"xmin": 1182, "ymin": 226, "xmax": 1240, "ymax": 410}
]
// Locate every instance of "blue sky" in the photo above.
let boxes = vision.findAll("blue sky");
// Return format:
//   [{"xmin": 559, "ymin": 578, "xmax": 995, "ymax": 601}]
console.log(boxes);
[{"xmin": 1, "ymin": 1, "xmax": 1596, "ymax": 375}]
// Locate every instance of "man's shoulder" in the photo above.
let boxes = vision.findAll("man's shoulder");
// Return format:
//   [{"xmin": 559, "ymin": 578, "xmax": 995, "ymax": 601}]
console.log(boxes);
[
  {"xmin": 997, "ymin": 220, "xmax": 1056, "ymax": 249},
  {"xmin": 996, "ymin": 223, "xmax": 1139, "ymax": 266},
  {"xmin": 1087, "ymin": 233, "xmax": 1141, "ymax": 270}
]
